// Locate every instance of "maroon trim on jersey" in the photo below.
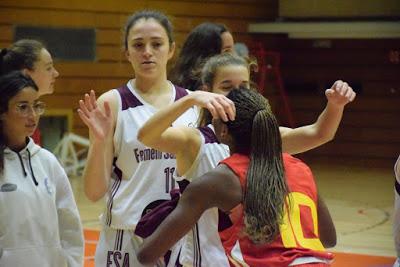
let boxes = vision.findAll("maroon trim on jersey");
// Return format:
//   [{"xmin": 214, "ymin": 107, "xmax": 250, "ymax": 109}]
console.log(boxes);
[
  {"xmin": 106, "ymin": 158, "xmax": 123, "ymax": 226},
  {"xmin": 117, "ymin": 84, "xmax": 143, "ymax": 111},
  {"xmin": 174, "ymin": 85, "xmax": 189, "ymax": 101},
  {"xmin": 218, "ymin": 209, "xmax": 233, "ymax": 232},
  {"xmin": 198, "ymin": 126, "xmax": 219, "ymax": 144}
]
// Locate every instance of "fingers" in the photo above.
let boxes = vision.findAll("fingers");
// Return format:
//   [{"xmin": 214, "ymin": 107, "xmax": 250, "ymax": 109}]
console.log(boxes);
[
  {"xmin": 78, "ymin": 99, "xmax": 91, "ymax": 117},
  {"xmin": 77, "ymin": 108, "xmax": 91, "ymax": 126},
  {"xmin": 211, "ymin": 96, "xmax": 236, "ymax": 122},
  {"xmin": 90, "ymin": 90, "xmax": 98, "ymax": 109}
]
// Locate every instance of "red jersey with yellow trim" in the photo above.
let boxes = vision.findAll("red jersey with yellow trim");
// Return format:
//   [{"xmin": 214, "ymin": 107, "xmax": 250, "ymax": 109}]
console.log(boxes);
[{"xmin": 219, "ymin": 153, "xmax": 333, "ymax": 267}]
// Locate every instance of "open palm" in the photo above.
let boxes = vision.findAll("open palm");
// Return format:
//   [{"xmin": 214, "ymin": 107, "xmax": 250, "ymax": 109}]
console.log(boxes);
[{"xmin": 77, "ymin": 90, "xmax": 113, "ymax": 141}]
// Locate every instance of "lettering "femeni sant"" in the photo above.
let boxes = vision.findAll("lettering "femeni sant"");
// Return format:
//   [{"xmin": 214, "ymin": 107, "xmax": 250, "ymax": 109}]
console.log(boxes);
[{"xmin": 133, "ymin": 148, "xmax": 175, "ymax": 163}]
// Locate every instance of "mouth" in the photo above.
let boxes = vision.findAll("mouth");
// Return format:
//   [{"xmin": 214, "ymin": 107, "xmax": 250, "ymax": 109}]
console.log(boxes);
[
  {"xmin": 26, "ymin": 124, "xmax": 36, "ymax": 129},
  {"xmin": 142, "ymin": 61, "xmax": 155, "ymax": 65}
]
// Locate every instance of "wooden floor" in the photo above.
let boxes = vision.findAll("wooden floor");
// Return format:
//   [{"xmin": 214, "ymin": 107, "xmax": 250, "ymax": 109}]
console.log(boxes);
[{"xmin": 71, "ymin": 158, "xmax": 398, "ymax": 265}]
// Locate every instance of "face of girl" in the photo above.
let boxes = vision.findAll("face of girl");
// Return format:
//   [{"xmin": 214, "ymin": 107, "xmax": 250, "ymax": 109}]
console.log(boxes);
[
  {"xmin": 211, "ymin": 65, "xmax": 250, "ymax": 96},
  {"xmin": 221, "ymin": 31, "xmax": 234, "ymax": 53},
  {"xmin": 1, "ymin": 87, "xmax": 42, "ymax": 148},
  {"xmin": 25, "ymin": 48, "xmax": 59, "ymax": 96},
  {"xmin": 125, "ymin": 18, "xmax": 175, "ymax": 79}
]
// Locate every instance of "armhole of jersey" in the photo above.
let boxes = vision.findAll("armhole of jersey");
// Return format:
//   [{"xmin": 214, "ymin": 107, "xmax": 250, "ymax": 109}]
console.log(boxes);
[
  {"xmin": 112, "ymin": 88, "xmax": 123, "ymax": 157},
  {"xmin": 176, "ymin": 128, "xmax": 204, "ymax": 181}
]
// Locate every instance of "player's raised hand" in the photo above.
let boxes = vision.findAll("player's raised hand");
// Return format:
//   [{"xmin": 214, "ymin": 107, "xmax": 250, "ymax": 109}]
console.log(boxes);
[
  {"xmin": 325, "ymin": 80, "xmax": 356, "ymax": 107},
  {"xmin": 191, "ymin": 91, "xmax": 236, "ymax": 122},
  {"xmin": 77, "ymin": 90, "xmax": 113, "ymax": 141}
]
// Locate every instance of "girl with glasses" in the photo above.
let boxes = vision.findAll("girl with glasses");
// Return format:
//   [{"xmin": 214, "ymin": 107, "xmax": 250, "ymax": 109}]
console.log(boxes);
[
  {"xmin": 0, "ymin": 39, "xmax": 60, "ymax": 144},
  {"xmin": 0, "ymin": 71, "xmax": 83, "ymax": 266}
]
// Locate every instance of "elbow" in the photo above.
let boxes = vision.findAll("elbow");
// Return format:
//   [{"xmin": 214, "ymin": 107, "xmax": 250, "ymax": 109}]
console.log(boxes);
[
  {"xmin": 84, "ymin": 187, "xmax": 105, "ymax": 202},
  {"xmin": 321, "ymin": 232, "xmax": 337, "ymax": 248},
  {"xmin": 137, "ymin": 129, "xmax": 151, "ymax": 147},
  {"xmin": 137, "ymin": 128, "xmax": 145, "ymax": 143},
  {"xmin": 322, "ymin": 237, "xmax": 337, "ymax": 248}
]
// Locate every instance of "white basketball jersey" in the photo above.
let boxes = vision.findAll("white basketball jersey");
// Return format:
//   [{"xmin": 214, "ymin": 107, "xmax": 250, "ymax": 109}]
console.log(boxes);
[
  {"xmin": 178, "ymin": 125, "xmax": 231, "ymax": 267},
  {"xmin": 394, "ymin": 155, "xmax": 400, "ymax": 258},
  {"xmin": 100, "ymin": 80, "xmax": 198, "ymax": 229}
]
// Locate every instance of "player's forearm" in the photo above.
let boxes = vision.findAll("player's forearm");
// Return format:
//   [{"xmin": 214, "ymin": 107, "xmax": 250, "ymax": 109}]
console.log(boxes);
[
  {"xmin": 137, "ymin": 203, "xmax": 198, "ymax": 265},
  {"xmin": 281, "ymin": 102, "xmax": 344, "ymax": 154},
  {"xmin": 317, "ymin": 195, "xmax": 336, "ymax": 248},
  {"xmin": 312, "ymin": 102, "xmax": 344, "ymax": 143},
  {"xmin": 83, "ymin": 140, "xmax": 112, "ymax": 201},
  {"xmin": 137, "ymin": 95, "xmax": 195, "ymax": 147}
]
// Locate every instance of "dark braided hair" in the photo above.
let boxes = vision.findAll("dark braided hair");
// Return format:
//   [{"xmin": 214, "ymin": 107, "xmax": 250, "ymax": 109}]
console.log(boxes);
[
  {"xmin": 225, "ymin": 88, "xmax": 288, "ymax": 243},
  {"xmin": 0, "ymin": 71, "xmax": 38, "ymax": 172}
]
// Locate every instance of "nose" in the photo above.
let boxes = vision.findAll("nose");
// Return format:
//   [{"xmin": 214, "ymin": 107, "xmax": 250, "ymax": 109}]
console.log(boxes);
[
  {"xmin": 53, "ymin": 68, "xmax": 60, "ymax": 78},
  {"xmin": 143, "ymin": 44, "xmax": 152, "ymax": 57}
]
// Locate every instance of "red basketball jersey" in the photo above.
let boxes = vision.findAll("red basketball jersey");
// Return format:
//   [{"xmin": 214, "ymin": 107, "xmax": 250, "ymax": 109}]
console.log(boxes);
[{"xmin": 219, "ymin": 153, "xmax": 333, "ymax": 267}]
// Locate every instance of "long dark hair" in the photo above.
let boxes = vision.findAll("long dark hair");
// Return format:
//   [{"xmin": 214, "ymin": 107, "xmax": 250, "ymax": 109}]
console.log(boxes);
[
  {"xmin": 0, "ymin": 71, "xmax": 38, "ymax": 172},
  {"xmin": 171, "ymin": 22, "xmax": 229, "ymax": 91},
  {"xmin": 0, "ymin": 39, "xmax": 45, "ymax": 75},
  {"xmin": 226, "ymin": 88, "xmax": 288, "ymax": 243}
]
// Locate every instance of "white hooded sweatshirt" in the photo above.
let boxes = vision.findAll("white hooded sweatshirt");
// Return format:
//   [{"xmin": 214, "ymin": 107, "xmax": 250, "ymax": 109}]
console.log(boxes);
[{"xmin": 0, "ymin": 138, "xmax": 84, "ymax": 267}]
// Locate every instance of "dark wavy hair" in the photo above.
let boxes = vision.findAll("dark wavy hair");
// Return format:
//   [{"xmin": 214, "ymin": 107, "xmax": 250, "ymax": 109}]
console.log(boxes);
[
  {"xmin": 0, "ymin": 71, "xmax": 38, "ymax": 172},
  {"xmin": 225, "ymin": 88, "xmax": 288, "ymax": 244},
  {"xmin": 170, "ymin": 22, "xmax": 229, "ymax": 91}
]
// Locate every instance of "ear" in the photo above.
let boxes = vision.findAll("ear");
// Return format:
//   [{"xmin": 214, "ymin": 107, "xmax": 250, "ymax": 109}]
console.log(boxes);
[
  {"xmin": 22, "ymin": 68, "xmax": 31, "ymax": 76},
  {"xmin": 125, "ymin": 50, "xmax": 131, "ymax": 61},
  {"xmin": 168, "ymin": 42, "xmax": 176, "ymax": 60}
]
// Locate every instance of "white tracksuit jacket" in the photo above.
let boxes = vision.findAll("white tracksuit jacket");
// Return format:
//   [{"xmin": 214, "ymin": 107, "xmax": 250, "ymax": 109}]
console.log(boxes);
[{"xmin": 0, "ymin": 138, "xmax": 84, "ymax": 267}]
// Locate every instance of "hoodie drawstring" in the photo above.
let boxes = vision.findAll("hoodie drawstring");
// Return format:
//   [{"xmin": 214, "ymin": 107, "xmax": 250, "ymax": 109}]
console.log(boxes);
[
  {"xmin": 15, "ymin": 149, "xmax": 38, "ymax": 186},
  {"xmin": 16, "ymin": 152, "xmax": 27, "ymax": 177},
  {"xmin": 27, "ymin": 149, "xmax": 38, "ymax": 186}
]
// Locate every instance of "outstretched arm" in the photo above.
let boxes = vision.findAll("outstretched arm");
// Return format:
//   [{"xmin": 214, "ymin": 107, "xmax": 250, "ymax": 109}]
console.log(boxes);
[
  {"xmin": 136, "ymin": 165, "xmax": 241, "ymax": 265},
  {"xmin": 137, "ymin": 91, "xmax": 235, "ymax": 174},
  {"xmin": 281, "ymin": 80, "xmax": 356, "ymax": 154},
  {"xmin": 77, "ymin": 90, "xmax": 116, "ymax": 201},
  {"xmin": 317, "ymin": 194, "xmax": 336, "ymax": 248}
]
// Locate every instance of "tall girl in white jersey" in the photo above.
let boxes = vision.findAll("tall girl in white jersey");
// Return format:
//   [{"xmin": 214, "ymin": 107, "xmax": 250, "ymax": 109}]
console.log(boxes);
[
  {"xmin": 136, "ymin": 53, "xmax": 356, "ymax": 267},
  {"xmin": 77, "ymin": 10, "xmax": 198, "ymax": 267}
]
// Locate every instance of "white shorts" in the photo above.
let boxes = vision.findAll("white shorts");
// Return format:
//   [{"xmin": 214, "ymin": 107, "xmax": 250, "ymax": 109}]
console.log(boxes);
[{"xmin": 95, "ymin": 226, "xmax": 174, "ymax": 267}]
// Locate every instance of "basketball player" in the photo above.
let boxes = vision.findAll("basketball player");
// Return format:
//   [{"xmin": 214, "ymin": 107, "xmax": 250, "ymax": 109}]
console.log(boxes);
[
  {"xmin": 77, "ymin": 10, "xmax": 198, "ymax": 267},
  {"xmin": 137, "ymin": 88, "xmax": 336, "ymax": 266},
  {"xmin": 135, "ymin": 53, "xmax": 354, "ymax": 266}
]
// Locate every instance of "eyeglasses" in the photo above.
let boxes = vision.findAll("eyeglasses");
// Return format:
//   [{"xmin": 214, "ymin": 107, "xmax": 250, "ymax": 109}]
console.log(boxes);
[{"xmin": 15, "ymin": 102, "xmax": 46, "ymax": 117}]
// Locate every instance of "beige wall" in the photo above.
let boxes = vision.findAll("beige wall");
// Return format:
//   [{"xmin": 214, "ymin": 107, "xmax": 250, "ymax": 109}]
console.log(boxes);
[{"xmin": 280, "ymin": 0, "xmax": 400, "ymax": 18}]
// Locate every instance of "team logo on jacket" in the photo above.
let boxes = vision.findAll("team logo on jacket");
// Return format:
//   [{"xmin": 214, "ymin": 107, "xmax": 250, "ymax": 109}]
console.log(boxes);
[
  {"xmin": 0, "ymin": 183, "xmax": 17, "ymax": 192},
  {"xmin": 44, "ymin": 178, "xmax": 53, "ymax": 194}
]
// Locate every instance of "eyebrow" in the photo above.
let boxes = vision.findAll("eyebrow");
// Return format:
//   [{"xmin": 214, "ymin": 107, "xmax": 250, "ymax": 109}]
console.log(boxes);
[{"xmin": 132, "ymin": 37, "xmax": 164, "ymax": 41}]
